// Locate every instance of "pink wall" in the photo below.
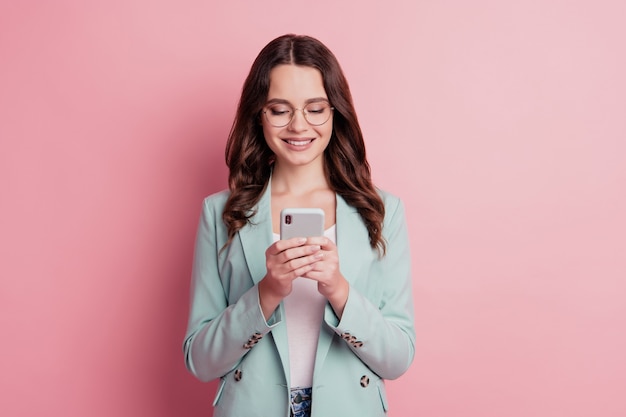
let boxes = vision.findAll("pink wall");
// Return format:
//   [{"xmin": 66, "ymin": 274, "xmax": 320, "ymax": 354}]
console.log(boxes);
[{"xmin": 1, "ymin": 1, "xmax": 625, "ymax": 416}]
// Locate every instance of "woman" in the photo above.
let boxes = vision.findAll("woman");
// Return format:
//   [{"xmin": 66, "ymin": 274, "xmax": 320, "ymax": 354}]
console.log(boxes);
[{"xmin": 183, "ymin": 34, "xmax": 415, "ymax": 417}]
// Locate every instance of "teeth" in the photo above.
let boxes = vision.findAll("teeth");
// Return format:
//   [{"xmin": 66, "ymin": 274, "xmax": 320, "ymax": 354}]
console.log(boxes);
[{"xmin": 286, "ymin": 139, "xmax": 312, "ymax": 146}]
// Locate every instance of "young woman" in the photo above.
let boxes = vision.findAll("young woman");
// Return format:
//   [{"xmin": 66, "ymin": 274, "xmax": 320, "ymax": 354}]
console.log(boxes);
[{"xmin": 183, "ymin": 34, "xmax": 415, "ymax": 417}]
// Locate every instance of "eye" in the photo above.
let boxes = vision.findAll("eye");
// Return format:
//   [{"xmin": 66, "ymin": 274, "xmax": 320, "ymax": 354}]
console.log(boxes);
[
  {"xmin": 305, "ymin": 105, "xmax": 326, "ymax": 114},
  {"xmin": 268, "ymin": 106, "xmax": 291, "ymax": 116}
]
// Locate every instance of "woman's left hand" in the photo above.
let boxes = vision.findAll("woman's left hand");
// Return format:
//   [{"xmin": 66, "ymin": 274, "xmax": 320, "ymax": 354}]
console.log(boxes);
[{"xmin": 302, "ymin": 236, "xmax": 349, "ymax": 318}]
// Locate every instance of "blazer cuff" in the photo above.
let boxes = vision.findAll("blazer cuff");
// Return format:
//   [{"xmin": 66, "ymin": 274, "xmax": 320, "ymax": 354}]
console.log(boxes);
[
  {"xmin": 323, "ymin": 284, "xmax": 377, "ymax": 342},
  {"xmin": 323, "ymin": 282, "xmax": 356, "ymax": 329},
  {"xmin": 252, "ymin": 284, "xmax": 282, "ymax": 328}
]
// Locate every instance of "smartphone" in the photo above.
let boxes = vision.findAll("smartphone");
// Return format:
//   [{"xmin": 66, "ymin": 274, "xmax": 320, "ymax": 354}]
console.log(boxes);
[{"xmin": 280, "ymin": 208, "xmax": 325, "ymax": 240}]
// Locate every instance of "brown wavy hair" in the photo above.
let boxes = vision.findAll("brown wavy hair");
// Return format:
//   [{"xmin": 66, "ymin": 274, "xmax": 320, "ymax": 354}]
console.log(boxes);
[{"xmin": 223, "ymin": 34, "xmax": 386, "ymax": 255}]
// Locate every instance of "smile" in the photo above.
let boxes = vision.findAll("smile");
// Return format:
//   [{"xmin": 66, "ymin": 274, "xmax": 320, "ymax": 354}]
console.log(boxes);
[{"xmin": 284, "ymin": 139, "xmax": 314, "ymax": 146}]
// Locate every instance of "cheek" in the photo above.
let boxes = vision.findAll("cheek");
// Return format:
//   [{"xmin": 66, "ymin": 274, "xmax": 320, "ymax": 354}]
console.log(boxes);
[
  {"xmin": 261, "ymin": 125, "xmax": 281, "ymax": 152},
  {"xmin": 261, "ymin": 123, "xmax": 274, "ymax": 142},
  {"xmin": 325, "ymin": 117, "xmax": 334, "ymax": 138},
  {"xmin": 320, "ymin": 124, "xmax": 334, "ymax": 142}
]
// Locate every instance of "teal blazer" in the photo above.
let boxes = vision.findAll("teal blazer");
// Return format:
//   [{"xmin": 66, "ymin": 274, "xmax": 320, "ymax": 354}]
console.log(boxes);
[{"xmin": 183, "ymin": 183, "xmax": 415, "ymax": 417}]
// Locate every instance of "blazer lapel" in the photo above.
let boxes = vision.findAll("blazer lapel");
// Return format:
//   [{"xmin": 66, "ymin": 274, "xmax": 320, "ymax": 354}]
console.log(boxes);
[
  {"xmin": 238, "ymin": 183, "xmax": 273, "ymax": 285},
  {"xmin": 314, "ymin": 194, "xmax": 372, "ymax": 373},
  {"xmin": 238, "ymin": 181, "xmax": 292, "ymax": 383},
  {"xmin": 335, "ymin": 194, "xmax": 372, "ymax": 286}
]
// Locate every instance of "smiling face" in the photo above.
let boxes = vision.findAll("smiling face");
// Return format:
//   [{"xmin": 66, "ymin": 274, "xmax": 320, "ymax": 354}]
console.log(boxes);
[{"xmin": 261, "ymin": 64, "xmax": 333, "ymax": 170}]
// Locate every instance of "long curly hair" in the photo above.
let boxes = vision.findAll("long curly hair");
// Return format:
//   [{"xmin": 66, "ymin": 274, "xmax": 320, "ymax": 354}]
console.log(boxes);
[{"xmin": 223, "ymin": 34, "xmax": 386, "ymax": 255}]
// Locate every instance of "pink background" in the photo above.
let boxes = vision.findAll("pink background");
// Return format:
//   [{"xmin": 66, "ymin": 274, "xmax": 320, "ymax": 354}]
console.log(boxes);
[{"xmin": 1, "ymin": 1, "xmax": 625, "ymax": 416}]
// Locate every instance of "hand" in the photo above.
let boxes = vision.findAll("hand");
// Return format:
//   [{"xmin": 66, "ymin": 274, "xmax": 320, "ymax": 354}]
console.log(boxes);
[
  {"xmin": 258, "ymin": 237, "xmax": 322, "ymax": 320},
  {"xmin": 302, "ymin": 237, "xmax": 349, "ymax": 318}
]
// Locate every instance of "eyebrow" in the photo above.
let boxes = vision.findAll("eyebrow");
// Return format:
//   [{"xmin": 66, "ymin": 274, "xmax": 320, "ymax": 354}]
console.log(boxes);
[{"xmin": 265, "ymin": 97, "xmax": 330, "ymax": 106}]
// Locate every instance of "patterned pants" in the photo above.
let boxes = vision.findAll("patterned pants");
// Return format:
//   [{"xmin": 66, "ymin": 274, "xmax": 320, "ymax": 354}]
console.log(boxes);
[{"xmin": 289, "ymin": 387, "xmax": 312, "ymax": 417}]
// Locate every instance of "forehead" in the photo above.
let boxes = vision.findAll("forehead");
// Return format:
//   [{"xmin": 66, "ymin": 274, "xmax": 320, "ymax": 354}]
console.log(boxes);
[{"xmin": 267, "ymin": 64, "xmax": 327, "ymax": 102}]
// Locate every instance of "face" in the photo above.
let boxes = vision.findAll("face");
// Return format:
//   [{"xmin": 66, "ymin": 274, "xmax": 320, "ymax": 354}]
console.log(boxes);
[{"xmin": 261, "ymin": 64, "xmax": 333, "ymax": 170}]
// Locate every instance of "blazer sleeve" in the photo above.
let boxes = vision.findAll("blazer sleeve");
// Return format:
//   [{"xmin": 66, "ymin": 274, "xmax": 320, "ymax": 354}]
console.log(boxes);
[
  {"xmin": 325, "ymin": 196, "xmax": 416, "ymax": 380},
  {"xmin": 183, "ymin": 196, "xmax": 279, "ymax": 382}
]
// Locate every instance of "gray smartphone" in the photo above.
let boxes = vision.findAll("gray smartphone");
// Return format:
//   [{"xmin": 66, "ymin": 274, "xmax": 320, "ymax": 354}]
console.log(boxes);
[{"xmin": 280, "ymin": 208, "xmax": 325, "ymax": 240}]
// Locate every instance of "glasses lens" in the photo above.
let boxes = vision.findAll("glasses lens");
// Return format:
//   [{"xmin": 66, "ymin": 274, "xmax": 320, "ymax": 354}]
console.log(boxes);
[
  {"xmin": 304, "ymin": 103, "xmax": 332, "ymax": 126},
  {"xmin": 265, "ymin": 104, "xmax": 293, "ymax": 127}
]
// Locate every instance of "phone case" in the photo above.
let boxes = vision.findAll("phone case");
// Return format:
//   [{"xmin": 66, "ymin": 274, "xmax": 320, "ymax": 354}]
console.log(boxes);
[{"xmin": 280, "ymin": 208, "xmax": 325, "ymax": 240}]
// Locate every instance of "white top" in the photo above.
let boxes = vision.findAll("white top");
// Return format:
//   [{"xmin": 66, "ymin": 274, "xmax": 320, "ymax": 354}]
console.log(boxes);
[{"xmin": 273, "ymin": 225, "xmax": 336, "ymax": 389}]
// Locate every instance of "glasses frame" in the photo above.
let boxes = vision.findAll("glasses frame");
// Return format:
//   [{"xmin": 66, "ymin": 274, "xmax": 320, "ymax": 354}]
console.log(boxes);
[{"xmin": 262, "ymin": 101, "xmax": 335, "ymax": 128}]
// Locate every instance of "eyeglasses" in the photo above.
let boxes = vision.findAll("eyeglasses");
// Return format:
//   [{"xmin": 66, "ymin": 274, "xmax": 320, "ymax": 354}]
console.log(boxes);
[{"xmin": 262, "ymin": 101, "xmax": 334, "ymax": 127}]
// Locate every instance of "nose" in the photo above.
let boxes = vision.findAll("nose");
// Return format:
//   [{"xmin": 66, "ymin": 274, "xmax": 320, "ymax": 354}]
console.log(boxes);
[{"xmin": 287, "ymin": 108, "xmax": 308, "ymax": 131}]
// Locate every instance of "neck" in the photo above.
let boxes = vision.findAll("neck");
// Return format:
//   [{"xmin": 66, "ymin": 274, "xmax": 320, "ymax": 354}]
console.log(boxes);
[{"xmin": 271, "ymin": 161, "xmax": 329, "ymax": 196}]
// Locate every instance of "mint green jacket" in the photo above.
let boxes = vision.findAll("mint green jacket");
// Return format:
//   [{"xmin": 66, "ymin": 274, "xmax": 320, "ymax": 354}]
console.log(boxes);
[{"xmin": 183, "ymin": 184, "xmax": 415, "ymax": 417}]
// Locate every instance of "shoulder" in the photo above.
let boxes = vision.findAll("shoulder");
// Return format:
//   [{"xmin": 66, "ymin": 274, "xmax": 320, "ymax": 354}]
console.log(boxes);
[
  {"xmin": 376, "ymin": 188, "xmax": 404, "ymax": 213},
  {"xmin": 201, "ymin": 189, "xmax": 231, "ymax": 211},
  {"xmin": 375, "ymin": 188, "xmax": 408, "ymax": 232},
  {"xmin": 197, "ymin": 190, "xmax": 231, "ymax": 229}
]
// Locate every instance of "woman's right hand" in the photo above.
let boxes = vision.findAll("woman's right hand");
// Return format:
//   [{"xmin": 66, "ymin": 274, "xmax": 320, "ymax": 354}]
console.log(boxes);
[{"xmin": 258, "ymin": 237, "xmax": 322, "ymax": 320}]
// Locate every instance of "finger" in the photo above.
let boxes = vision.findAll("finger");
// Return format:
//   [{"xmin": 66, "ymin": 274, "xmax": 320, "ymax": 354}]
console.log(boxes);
[
  {"xmin": 284, "ymin": 251, "xmax": 323, "ymax": 274},
  {"xmin": 307, "ymin": 237, "xmax": 337, "ymax": 251},
  {"xmin": 268, "ymin": 237, "xmax": 307, "ymax": 255},
  {"xmin": 289, "ymin": 263, "xmax": 317, "ymax": 279},
  {"xmin": 304, "ymin": 236, "xmax": 328, "ymax": 246},
  {"xmin": 301, "ymin": 267, "xmax": 329, "ymax": 283},
  {"xmin": 280, "ymin": 244, "xmax": 321, "ymax": 263}
]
